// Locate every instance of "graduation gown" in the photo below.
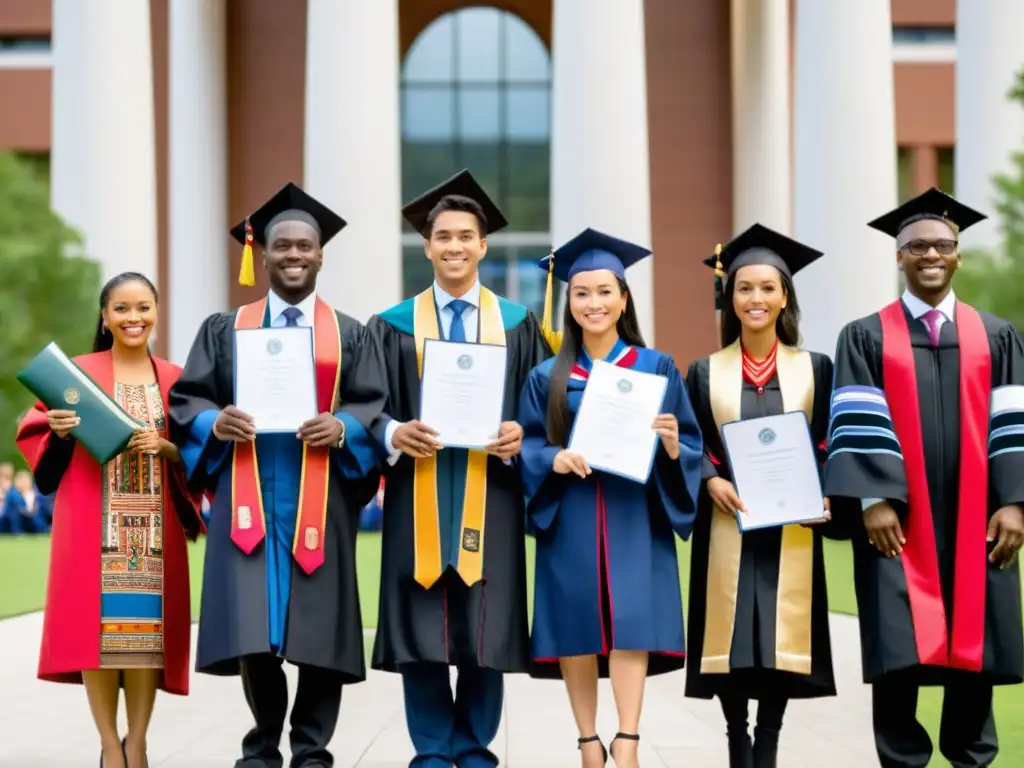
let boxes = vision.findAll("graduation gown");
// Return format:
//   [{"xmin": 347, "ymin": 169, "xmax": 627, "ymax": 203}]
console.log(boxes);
[
  {"xmin": 518, "ymin": 340, "xmax": 703, "ymax": 678},
  {"xmin": 683, "ymin": 343, "xmax": 837, "ymax": 700},
  {"xmin": 824, "ymin": 299, "xmax": 1024, "ymax": 685},
  {"xmin": 367, "ymin": 287, "xmax": 551, "ymax": 673},
  {"xmin": 15, "ymin": 352, "xmax": 203, "ymax": 695},
  {"xmin": 168, "ymin": 298, "xmax": 385, "ymax": 681}
]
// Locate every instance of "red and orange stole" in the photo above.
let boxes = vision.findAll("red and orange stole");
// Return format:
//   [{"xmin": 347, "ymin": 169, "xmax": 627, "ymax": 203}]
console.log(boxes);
[
  {"xmin": 880, "ymin": 300, "xmax": 990, "ymax": 671},
  {"xmin": 230, "ymin": 297, "xmax": 342, "ymax": 575}
]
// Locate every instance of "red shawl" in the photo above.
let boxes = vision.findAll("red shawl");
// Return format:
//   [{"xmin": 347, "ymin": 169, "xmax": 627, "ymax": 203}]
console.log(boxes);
[{"xmin": 15, "ymin": 351, "xmax": 204, "ymax": 695}]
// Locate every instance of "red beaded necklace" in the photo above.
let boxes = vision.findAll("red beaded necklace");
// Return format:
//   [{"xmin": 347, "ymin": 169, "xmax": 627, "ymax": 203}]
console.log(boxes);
[{"xmin": 742, "ymin": 339, "xmax": 778, "ymax": 394}]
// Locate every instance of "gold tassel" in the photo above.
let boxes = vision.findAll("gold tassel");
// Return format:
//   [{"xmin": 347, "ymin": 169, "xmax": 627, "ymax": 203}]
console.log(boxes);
[
  {"xmin": 541, "ymin": 250, "xmax": 563, "ymax": 353},
  {"xmin": 238, "ymin": 218, "xmax": 256, "ymax": 287},
  {"xmin": 713, "ymin": 242, "xmax": 725, "ymax": 278}
]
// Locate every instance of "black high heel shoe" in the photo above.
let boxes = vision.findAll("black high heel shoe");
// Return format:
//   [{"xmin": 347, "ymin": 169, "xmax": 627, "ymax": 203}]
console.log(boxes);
[
  {"xmin": 578, "ymin": 734, "xmax": 608, "ymax": 765},
  {"xmin": 609, "ymin": 732, "xmax": 640, "ymax": 765}
]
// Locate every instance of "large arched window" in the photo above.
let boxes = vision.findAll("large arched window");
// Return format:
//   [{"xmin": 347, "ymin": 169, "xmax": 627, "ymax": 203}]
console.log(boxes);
[{"xmin": 401, "ymin": 7, "xmax": 551, "ymax": 313}]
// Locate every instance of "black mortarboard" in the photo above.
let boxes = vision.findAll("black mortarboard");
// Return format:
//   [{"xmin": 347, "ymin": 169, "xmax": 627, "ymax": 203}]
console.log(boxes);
[
  {"xmin": 229, "ymin": 182, "xmax": 347, "ymax": 287},
  {"xmin": 866, "ymin": 187, "xmax": 987, "ymax": 238},
  {"xmin": 702, "ymin": 223, "xmax": 824, "ymax": 310},
  {"xmin": 401, "ymin": 169, "xmax": 509, "ymax": 236},
  {"xmin": 539, "ymin": 228, "xmax": 652, "ymax": 283}
]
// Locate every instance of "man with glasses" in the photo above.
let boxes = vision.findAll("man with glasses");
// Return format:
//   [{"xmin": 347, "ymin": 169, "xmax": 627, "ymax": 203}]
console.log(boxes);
[{"xmin": 823, "ymin": 187, "xmax": 1024, "ymax": 767}]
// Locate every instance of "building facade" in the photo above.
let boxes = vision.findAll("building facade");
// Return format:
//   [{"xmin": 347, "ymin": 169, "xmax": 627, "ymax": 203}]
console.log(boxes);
[{"xmin": 1, "ymin": 0, "xmax": 1022, "ymax": 367}]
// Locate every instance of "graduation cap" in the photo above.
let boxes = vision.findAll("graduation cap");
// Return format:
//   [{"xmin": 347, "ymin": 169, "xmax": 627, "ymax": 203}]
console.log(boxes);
[
  {"xmin": 401, "ymin": 169, "xmax": 509, "ymax": 236},
  {"xmin": 703, "ymin": 223, "xmax": 824, "ymax": 310},
  {"xmin": 866, "ymin": 187, "xmax": 987, "ymax": 238},
  {"xmin": 229, "ymin": 182, "xmax": 347, "ymax": 287},
  {"xmin": 537, "ymin": 228, "xmax": 653, "ymax": 353}
]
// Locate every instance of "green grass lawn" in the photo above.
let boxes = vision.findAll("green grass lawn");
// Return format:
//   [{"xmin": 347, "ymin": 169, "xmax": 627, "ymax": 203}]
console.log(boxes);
[{"xmin": 1, "ymin": 533, "xmax": 1020, "ymax": 762}]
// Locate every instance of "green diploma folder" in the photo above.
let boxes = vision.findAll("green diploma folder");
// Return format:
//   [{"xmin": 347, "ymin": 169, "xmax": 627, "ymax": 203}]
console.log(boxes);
[{"xmin": 16, "ymin": 342, "xmax": 147, "ymax": 464}]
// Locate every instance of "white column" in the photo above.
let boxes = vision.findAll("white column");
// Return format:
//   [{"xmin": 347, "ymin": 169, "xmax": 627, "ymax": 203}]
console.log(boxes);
[
  {"xmin": 793, "ymin": 0, "xmax": 898, "ymax": 356},
  {"xmin": 731, "ymin": 0, "xmax": 791, "ymax": 234},
  {"xmin": 304, "ymin": 0, "xmax": 402, "ymax": 320},
  {"xmin": 551, "ymin": 0, "xmax": 655, "ymax": 343},
  {"xmin": 51, "ymin": 1, "xmax": 158, "ymax": 295},
  {"xmin": 168, "ymin": 0, "xmax": 228, "ymax": 364},
  {"xmin": 955, "ymin": 0, "xmax": 1024, "ymax": 252}
]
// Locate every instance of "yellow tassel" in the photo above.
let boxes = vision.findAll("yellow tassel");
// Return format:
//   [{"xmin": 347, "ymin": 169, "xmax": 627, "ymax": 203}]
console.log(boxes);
[
  {"xmin": 713, "ymin": 242, "xmax": 725, "ymax": 278},
  {"xmin": 541, "ymin": 251, "xmax": 563, "ymax": 353},
  {"xmin": 239, "ymin": 219, "xmax": 256, "ymax": 287}
]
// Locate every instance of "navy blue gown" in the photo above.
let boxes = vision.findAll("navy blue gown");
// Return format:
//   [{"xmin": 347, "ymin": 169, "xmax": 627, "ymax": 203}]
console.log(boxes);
[{"xmin": 518, "ymin": 339, "xmax": 703, "ymax": 678}]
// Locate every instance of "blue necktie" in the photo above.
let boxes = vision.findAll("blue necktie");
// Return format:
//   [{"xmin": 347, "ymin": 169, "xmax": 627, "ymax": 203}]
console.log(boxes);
[
  {"xmin": 282, "ymin": 307, "xmax": 302, "ymax": 327},
  {"xmin": 447, "ymin": 299, "xmax": 469, "ymax": 343}
]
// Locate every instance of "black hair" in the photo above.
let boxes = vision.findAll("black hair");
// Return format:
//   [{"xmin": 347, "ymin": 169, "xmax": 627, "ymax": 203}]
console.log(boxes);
[
  {"xmin": 898, "ymin": 213, "xmax": 959, "ymax": 239},
  {"xmin": 545, "ymin": 276, "xmax": 646, "ymax": 447},
  {"xmin": 92, "ymin": 272, "xmax": 159, "ymax": 353},
  {"xmin": 424, "ymin": 195, "xmax": 488, "ymax": 238},
  {"xmin": 719, "ymin": 267, "xmax": 801, "ymax": 349}
]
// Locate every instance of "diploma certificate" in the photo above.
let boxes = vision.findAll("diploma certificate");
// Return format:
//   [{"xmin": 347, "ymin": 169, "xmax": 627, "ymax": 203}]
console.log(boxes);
[
  {"xmin": 720, "ymin": 410, "xmax": 826, "ymax": 530},
  {"xmin": 419, "ymin": 339, "xmax": 508, "ymax": 449},
  {"xmin": 234, "ymin": 327, "xmax": 318, "ymax": 433},
  {"xmin": 567, "ymin": 360, "xmax": 669, "ymax": 484}
]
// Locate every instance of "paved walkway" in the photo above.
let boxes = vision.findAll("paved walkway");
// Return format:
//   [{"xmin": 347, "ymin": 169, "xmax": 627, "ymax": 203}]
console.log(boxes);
[{"xmin": 0, "ymin": 612, "xmax": 879, "ymax": 767}]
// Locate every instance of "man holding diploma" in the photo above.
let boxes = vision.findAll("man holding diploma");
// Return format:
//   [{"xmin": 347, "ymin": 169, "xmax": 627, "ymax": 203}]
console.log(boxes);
[
  {"xmin": 366, "ymin": 170, "xmax": 551, "ymax": 768},
  {"xmin": 168, "ymin": 183, "xmax": 387, "ymax": 768}
]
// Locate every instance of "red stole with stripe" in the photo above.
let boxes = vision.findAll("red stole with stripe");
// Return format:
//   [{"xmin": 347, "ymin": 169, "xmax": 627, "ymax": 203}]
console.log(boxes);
[
  {"xmin": 230, "ymin": 297, "xmax": 342, "ymax": 575},
  {"xmin": 880, "ymin": 299, "xmax": 991, "ymax": 671}
]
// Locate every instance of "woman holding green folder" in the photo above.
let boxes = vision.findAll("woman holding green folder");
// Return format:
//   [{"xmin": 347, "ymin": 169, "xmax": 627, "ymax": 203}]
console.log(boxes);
[{"xmin": 16, "ymin": 272, "xmax": 204, "ymax": 768}]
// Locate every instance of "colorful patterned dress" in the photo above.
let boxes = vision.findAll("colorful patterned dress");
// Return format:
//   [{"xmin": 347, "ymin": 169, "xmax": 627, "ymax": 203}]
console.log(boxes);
[{"xmin": 99, "ymin": 382, "xmax": 165, "ymax": 669}]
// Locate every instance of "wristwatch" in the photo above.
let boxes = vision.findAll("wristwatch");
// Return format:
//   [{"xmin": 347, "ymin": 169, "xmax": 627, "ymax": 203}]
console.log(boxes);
[{"xmin": 335, "ymin": 417, "xmax": 346, "ymax": 449}]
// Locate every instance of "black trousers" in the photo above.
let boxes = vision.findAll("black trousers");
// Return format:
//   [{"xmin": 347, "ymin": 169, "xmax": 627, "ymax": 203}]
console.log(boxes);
[
  {"xmin": 235, "ymin": 654, "xmax": 344, "ymax": 768},
  {"xmin": 872, "ymin": 674, "xmax": 997, "ymax": 768}
]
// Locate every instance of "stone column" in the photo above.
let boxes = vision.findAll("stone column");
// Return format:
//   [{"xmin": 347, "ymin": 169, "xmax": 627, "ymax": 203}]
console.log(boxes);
[
  {"xmin": 51, "ymin": 1, "xmax": 159, "ymax": 296},
  {"xmin": 955, "ymin": 0, "xmax": 1024, "ymax": 252},
  {"xmin": 303, "ymin": 0, "xmax": 402, "ymax": 320},
  {"xmin": 731, "ymin": 0, "xmax": 792, "ymax": 234},
  {"xmin": 792, "ymin": 0, "xmax": 898, "ymax": 356},
  {"xmin": 551, "ymin": 0, "xmax": 654, "ymax": 342},
  {"xmin": 168, "ymin": 0, "xmax": 228, "ymax": 364}
]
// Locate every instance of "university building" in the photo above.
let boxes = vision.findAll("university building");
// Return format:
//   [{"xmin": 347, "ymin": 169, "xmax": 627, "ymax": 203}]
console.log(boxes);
[{"xmin": 0, "ymin": 0, "xmax": 1021, "ymax": 367}]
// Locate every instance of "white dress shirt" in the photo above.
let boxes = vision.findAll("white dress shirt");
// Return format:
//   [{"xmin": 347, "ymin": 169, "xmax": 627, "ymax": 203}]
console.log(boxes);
[
  {"xmin": 266, "ymin": 289, "xmax": 317, "ymax": 328},
  {"xmin": 861, "ymin": 289, "xmax": 956, "ymax": 512}
]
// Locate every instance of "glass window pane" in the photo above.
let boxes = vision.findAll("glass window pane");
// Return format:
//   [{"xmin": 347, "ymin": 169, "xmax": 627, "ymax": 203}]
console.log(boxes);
[
  {"xmin": 402, "ymin": 246, "xmax": 435, "ymax": 298},
  {"xmin": 505, "ymin": 142, "xmax": 551, "ymax": 231},
  {"xmin": 478, "ymin": 246, "xmax": 508, "ymax": 297},
  {"xmin": 514, "ymin": 245, "xmax": 552, "ymax": 316},
  {"xmin": 401, "ymin": 140, "xmax": 458, "ymax": 231},
  {"xmin": 937, "ymin": 147, "xmax": 955, "ymax": 193},
  {"xmin": 403, "ymin": 15, "xmax": 454, "ymax": 83},
  {"xmin": 897, "ymin": 147, "xmax": 913, "ymax": 203},
  {"xmin": 458, "ymin": 87, "xmax": 500, "ymax": 140},
  {"xmin": 505, "ymin": 16, "xmax": 550, "ymax": 82},
  {"xmin": 403, "ymin": 86, "xmax": 454, "ymax": 141},
  {"xmin": 504, "ymin": 87, "xmax": 550, "ymax": 141},
  {"xmin": 456, "ymin": 7, "xmax": 501, "ymax": 83},
  {"xmin": 458, "ymin": 144, "xmax": 501, "ymax": 210}
]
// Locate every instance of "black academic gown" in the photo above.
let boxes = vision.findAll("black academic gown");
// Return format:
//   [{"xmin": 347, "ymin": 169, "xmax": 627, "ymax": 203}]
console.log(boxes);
[
  {"xmin": 168, "ymin": 307, "xmax": 386, "ymax": 681},
  {"xmin": 824, "ymin": 300, "xmax": 1024, "ymax": 686},
  {"xmin": 367, "ymin": 295, "xmax": 551, "ymax": 674},
  {"xmin": 684, "ymin": 346, "xmax": 838, "ymax": 700}
]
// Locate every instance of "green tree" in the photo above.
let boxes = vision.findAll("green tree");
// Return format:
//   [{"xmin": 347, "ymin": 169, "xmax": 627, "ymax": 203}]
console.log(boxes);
[
  {"xmin": 0, "ymin": 151, "xmax": 101, "ymax": 467},
  {"xmin": 955, "ymin": 66, "xmax": 1024, "ymax": 331}
]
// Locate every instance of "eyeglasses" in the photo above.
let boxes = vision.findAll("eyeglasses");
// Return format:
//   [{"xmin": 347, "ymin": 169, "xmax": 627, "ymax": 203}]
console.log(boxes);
[{"xmin": 900, "ymin": 239, "xmax": 958, "ymax": 256}]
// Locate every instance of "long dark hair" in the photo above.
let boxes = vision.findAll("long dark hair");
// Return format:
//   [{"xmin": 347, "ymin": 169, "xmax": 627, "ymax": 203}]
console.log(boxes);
[
  {"xmin": 545, "ymin": 276, "xmax": 646, "ymax": 446},
  {"xmin": 92, "ymin": 272, "xmax": 159, "ymax": 353},
  {"xmin": 719, "ymin": 268, "xmax": 801, "ymax": 349}
]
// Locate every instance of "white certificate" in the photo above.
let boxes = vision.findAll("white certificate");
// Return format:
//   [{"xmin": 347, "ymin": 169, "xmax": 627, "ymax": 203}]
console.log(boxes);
[
  {"xmin": 567, "ymin": 359, "xmax": 669, "ymax": 484},
  {"xmin": 234, "ymin": 327, "xmax": 318, "ymax": 433},
  {"xmin": 419, "ymin": 339, "xmax": 508, "ymax": 449},
  {"xmin": 720, "ymin": 410, "xmax": 826, "ymax": 531}
]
